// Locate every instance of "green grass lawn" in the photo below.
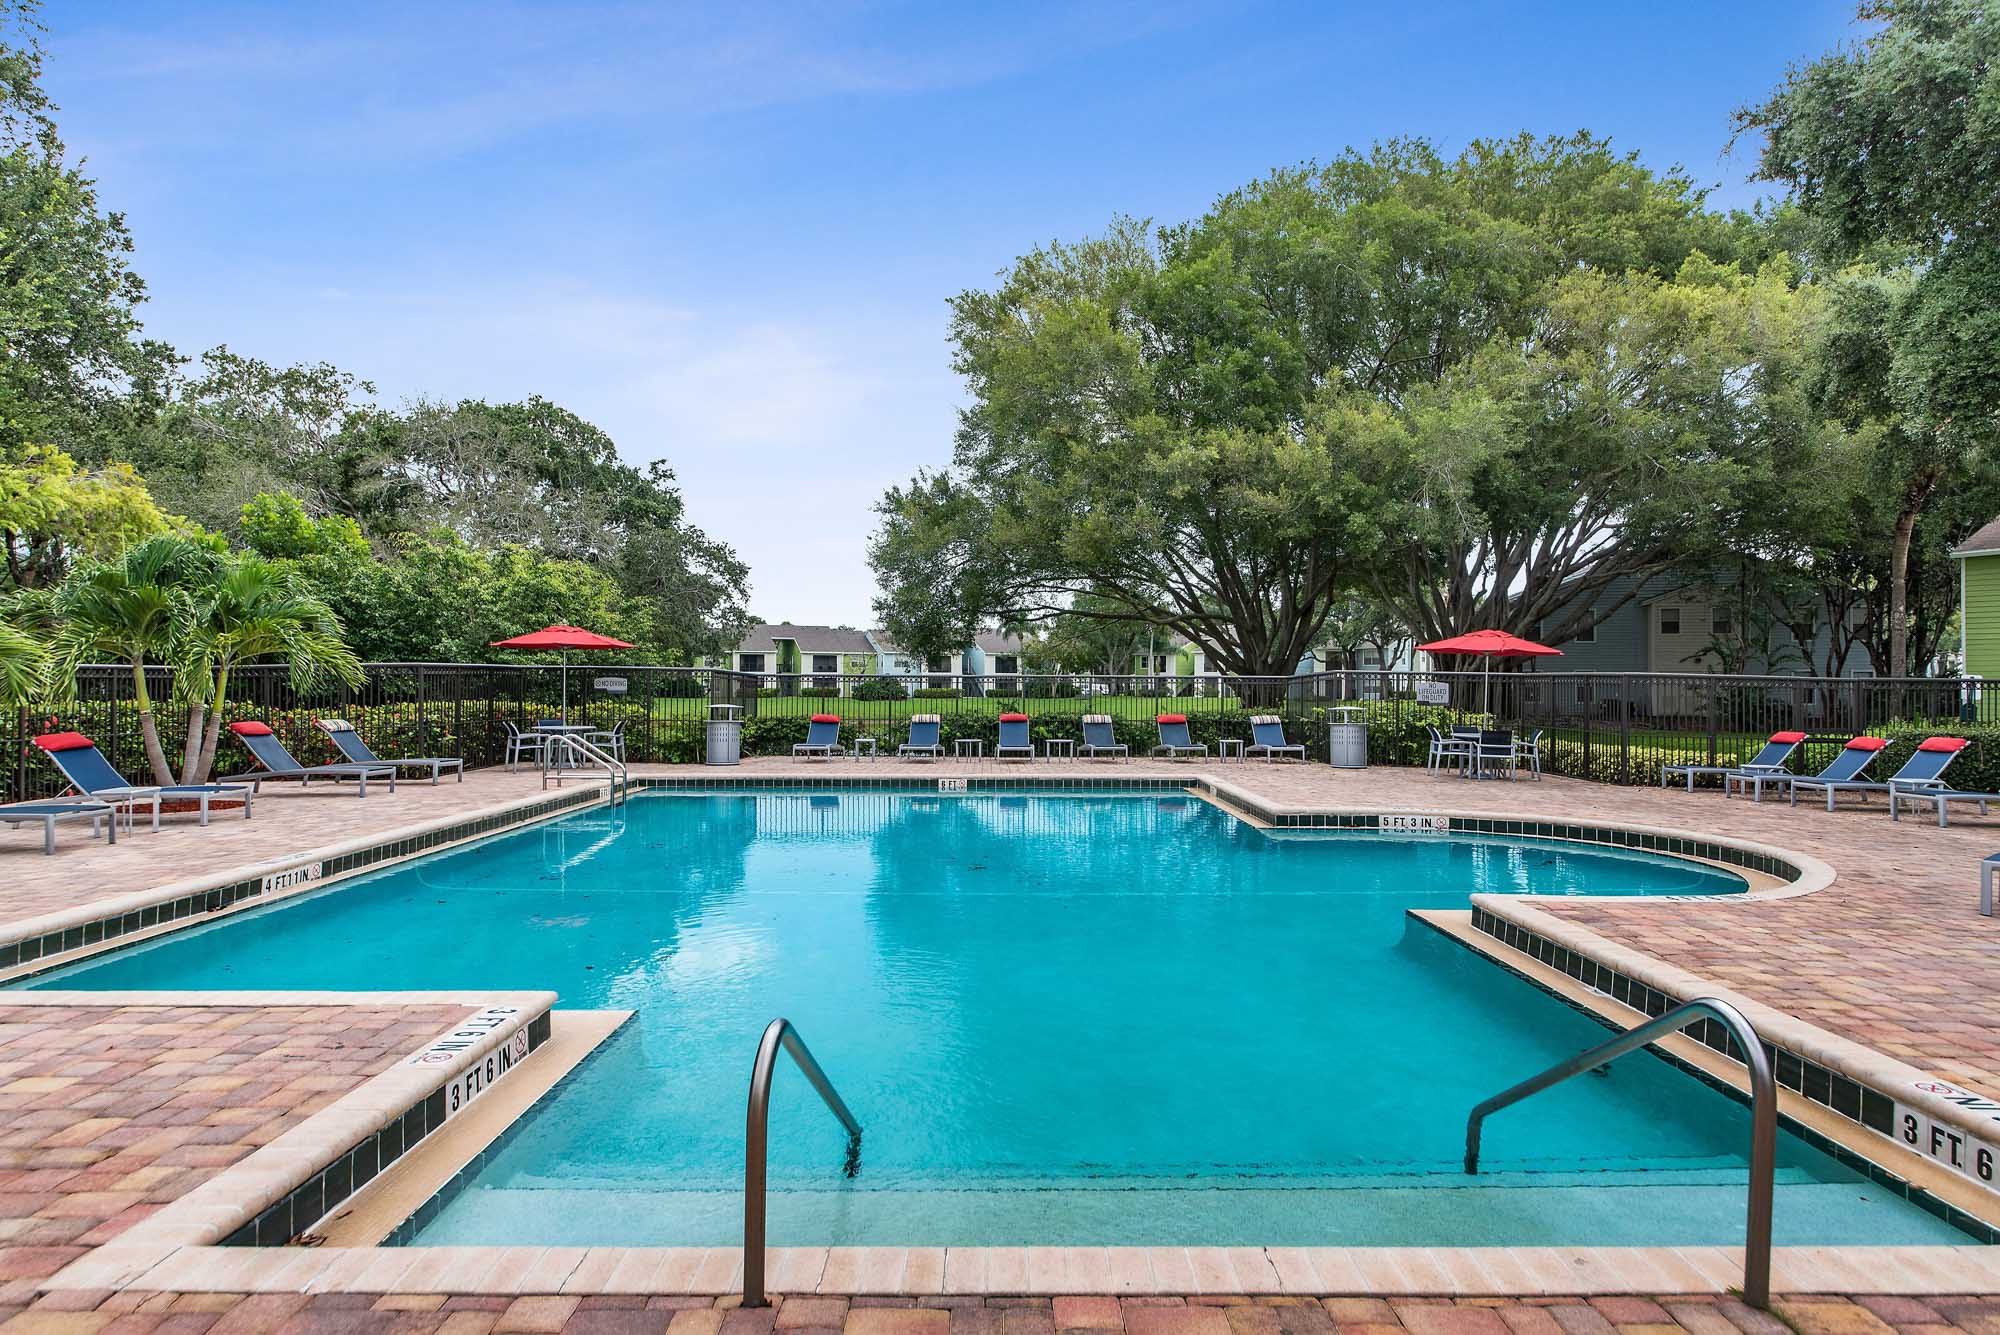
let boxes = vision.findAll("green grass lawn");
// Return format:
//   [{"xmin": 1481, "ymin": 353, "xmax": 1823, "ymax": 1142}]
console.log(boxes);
[{"xmin": 654, "ymin": 693, "xmax": 1266, "ymax": 722}]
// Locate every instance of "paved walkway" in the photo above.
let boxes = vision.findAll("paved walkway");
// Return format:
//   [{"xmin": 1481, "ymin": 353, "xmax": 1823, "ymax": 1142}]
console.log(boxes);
[
  {"xmin": 0, "ymin": 1289, "xmax": 1981, "ymax": 1335},
  {"xmin": 2, "ymin": 759, "xmax": 1997, "ymax": 1311},
  {"xmin": 0, "ymin": 1001, "xmax": 470, "ymax": 1303},
  {"xmin": 0, "ymin": 770, "xmax": 566, "ymax": 925}
]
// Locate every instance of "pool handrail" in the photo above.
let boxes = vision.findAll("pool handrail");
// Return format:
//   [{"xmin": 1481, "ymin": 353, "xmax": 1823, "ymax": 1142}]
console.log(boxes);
[
  {"xmin": 744, "ymin": 1017, "xmax": 862, "ymax": 1308},
  {"xmin": 540, "ymin": 730, "xmax": 628, "ymax": 805},
  {"xmin": 1463, "ymin": 997, "xmax": 1775, "ymax": 1309}
]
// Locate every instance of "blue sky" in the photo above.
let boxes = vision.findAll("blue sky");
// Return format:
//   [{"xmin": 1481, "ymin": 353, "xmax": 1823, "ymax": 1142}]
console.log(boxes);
[{"xmin": 48, "ymin": 1, "xmax": 1858, "ymax": 627}]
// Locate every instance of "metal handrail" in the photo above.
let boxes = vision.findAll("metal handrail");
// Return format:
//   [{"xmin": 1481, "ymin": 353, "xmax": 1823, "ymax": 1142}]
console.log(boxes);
[
  {"xmin": 1465, "ymin": 997, "xmax": 1776, "ymax": 1309},
  {"xmin": 744, "ymin": 1018, "xmax": 862, "ymax": 1308},
  {"xmin": 540, "ymin": 731, "xmax": 628, "ymax": 805}
]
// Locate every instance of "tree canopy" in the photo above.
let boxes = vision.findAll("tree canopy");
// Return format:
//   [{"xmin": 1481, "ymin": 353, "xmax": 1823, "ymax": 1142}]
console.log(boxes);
[
  {"xmin": 872, "ymin": 134, "xmax": 1811, "ymax": 673},
  {"xmin": 0, "ymin": 0, "xmax": 748, "ymax": 665},
  {"xmin": 1740, "ymin": 0, "xmax": 2000, "ymax": 673}
]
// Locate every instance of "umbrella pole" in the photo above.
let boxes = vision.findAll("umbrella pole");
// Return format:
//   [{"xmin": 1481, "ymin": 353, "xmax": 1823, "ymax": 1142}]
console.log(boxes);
[
  {"xmin": 562, "ymin": 651, "xmax": 569, "ymax": 725},
  {"xmin": 1483, "ymin": 654, "xmax": 1492, "ymax": 717}
]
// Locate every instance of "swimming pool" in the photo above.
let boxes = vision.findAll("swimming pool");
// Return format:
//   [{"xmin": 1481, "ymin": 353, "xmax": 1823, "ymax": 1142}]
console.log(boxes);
[{"xmin": 29, "ymin": 789, "xmax": 1958, "ymax": 1247}]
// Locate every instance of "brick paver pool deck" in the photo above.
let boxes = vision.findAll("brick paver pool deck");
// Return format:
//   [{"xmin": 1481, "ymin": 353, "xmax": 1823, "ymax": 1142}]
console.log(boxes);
[
  {"xmin": 0, "ymin": 1289, "xmax": 1983, "ymax": 1335},
  {"xmin": 2, "ymin": 757, "xmax": 1997, "ymax": 1310}
]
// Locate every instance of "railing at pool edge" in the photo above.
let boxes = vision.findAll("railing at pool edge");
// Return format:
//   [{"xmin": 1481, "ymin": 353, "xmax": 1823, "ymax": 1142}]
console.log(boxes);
[
  {"xmin": 1465, "ymin": 997, "xmax": 1775, "ymax": 1309},
  {"xmin": 744, "ymin": 1017, "xmax": 863, "ymax": 1308},
  {"xmin": 540, "ymin": 731, "xmax": 629, "ymax": 805}
]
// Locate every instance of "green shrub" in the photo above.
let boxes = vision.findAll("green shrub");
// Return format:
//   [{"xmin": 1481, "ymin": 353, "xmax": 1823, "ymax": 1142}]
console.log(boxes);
[
  {"xmin": 797, "ymin": 686, "xmax": 841, "ymax": 698},
  {"xmin": 912, "ymin": 687, "xmax": 961, "ymax": 699},
  {"xmin": 850, "ymin": 676, "xmax": 909, "ymax": 701}
]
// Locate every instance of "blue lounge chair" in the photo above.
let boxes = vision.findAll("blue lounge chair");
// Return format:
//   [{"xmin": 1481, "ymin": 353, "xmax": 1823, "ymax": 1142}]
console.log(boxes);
[
  {"xmin": 1246, "ymin": 714, "xmax": 1305, "ymax": 762},
  {"xmin": 1726, "ymin": 735, "xmax": 1884, "ymax": 802},
  {"xmin": 1787, "ymin": 735, "xmax": 1968, "ymax": 811},
  {"xmin": 226, "ymin": 721, "xmax": 396, "ymax": 796},
  {"xmin": 794, "ymin": 714, "xmax": 843, "ymax": 760},
  {"xmin": 1151, "ymin": 713, "xmax": 1207, "ymax": 759},
  {"xmin": 1661, "ymin": 731, "xmax": 1805, "ymax": 792},
  {"xmin": 34, "ymin": 729, "xmax": 251, "ymax": 828},
  {"xmin": 900, "ymin": 714, "xmax": 943, "ymax": 759},
  {"xmin": 996, "ymin": 712, "xmax": 1034, "ymax": 761},
  {"xmin": 1079, "ymin": 714, "xmax": 1127, "ymax": 759},
  {"xmin": 317, "ymin": 718, "xmax": 463, "ymax": 784},
  {"xmin": 1, "ymin": 800, "xmax": 116, "ymax": 855}
]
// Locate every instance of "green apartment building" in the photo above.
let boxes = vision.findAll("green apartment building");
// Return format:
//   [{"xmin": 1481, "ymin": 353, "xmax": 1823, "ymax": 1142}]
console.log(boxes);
[{"xmin": 1955, "ymin": 517, "xmax": 2000, "ymax": 676}]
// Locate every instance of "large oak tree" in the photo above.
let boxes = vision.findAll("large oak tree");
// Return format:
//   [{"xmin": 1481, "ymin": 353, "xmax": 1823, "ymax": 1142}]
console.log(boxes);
[
  {"xmin": 872, "ymin": 134, "xmax": 1799, "ymax": 670},
  {"xmin": 1739, "ymin": 0, "xmax": 2000, "ymax": 675}
]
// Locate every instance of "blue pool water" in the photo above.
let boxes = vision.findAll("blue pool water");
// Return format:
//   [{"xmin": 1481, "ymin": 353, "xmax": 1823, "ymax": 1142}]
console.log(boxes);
[{"xmin": 30, "ymin": 790, "xmax": 1960, "ymax": 1246}]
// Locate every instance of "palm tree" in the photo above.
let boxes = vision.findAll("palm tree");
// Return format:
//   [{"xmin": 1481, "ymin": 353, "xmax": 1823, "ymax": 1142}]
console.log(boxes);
[
  {"xmin": 0, "ymin": 621, "xmax": 47, "ymax": 709},
  {"xmin": 184, "ymin": 557, "xmax": 364, "ymax": 783},
  {"xmin": 49, "ymin": 535, "xmax": 218, "ymax": 784}
]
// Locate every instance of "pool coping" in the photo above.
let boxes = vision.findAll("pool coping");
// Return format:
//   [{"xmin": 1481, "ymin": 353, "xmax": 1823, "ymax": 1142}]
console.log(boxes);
[
  {"xmin": 38, "ymin": 1242, "xmax": 2000, "ymax": 1298},
  {"xmin": 1416, "ymin": 909, "xmax": 2000, "ymax": 1239},
  {"xmin": 632, "ymin": 773, "xmax": 1832, "ymax": 900},
  {"xmin": 30, "ymin": 988, "xmax": 558, "ymax": 1293},
  {"xmin": 0, "ymin": 780, "xmax": 612, "ymax": 985},
  {"xmin": 1466, "ymin": 893, "xmax": 2000, "ymax": 1216}
]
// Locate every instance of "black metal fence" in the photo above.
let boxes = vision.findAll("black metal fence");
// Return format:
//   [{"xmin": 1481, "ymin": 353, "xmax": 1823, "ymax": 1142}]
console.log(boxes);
[{"xmin": 7, "ymin": 663, "xmax": 1997, "ymax": 802}]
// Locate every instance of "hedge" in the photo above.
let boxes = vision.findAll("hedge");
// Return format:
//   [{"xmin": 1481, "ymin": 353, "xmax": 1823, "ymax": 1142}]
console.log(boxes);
[{"xmin": 23, "ymin": 690, "xmax": 1993, "ymax": 796}]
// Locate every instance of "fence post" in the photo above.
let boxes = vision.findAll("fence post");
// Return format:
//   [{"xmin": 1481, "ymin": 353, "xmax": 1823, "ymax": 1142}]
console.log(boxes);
[
  {"xmin": 1617, "ymin": 678, "xmax": 1632, "ymax": 784},
  {"xmin": 1705, "ymin": 680, "xmax": 1717, "ymax": 768}
]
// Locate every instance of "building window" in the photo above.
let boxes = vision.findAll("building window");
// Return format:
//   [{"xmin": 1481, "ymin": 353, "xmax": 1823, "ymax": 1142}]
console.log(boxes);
[
  {"xmin": 1570, "ymin": 623, "xmax": 1596, "ymax": 644},
  {"xmin": 1659, "ymin": 607, "xmax": 1681, "ymax": 635},
  {"xmin": 1712, "ymin": 610, "xmax": 1732, "ymax": 635},
  {"xmin": 993, "ymin": 655, "xmax": 1019, "ymax": 675},
  {"xmin": 812, "ymin": 655, "xmax": 838, "ymax": 674},
  {"xmin": 739, "ymin": 653, "xmax": 765, "ymax": 673},
  {"xmin": 1361, "ymin": 652, "xmax": 1380, "ymax": 667}
]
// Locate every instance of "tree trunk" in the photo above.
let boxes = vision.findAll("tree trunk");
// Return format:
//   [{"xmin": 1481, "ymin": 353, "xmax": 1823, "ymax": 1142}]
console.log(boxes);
[
  {"xmin": 178, "ymin": 703, "xmax": 206, "ymax": 785},
  {"xmin": 193, "ymin": 666, "xmax": 232, "ymax": 785},
  {"xmin": 130, "ymin": 660, "xmax": 174, "ymax": 785},
  {"xmin": 1890, "ymin": 506, "xmax": 1918, "ymax": 679}
]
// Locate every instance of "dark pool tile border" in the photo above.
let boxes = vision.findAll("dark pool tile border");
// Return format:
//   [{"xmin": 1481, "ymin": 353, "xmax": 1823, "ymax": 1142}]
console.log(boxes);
[
  {"xmin": 377, "ymin": 1014, "xmax": 619, "ymax": 1247},
  {"xmin": 631, "ymin": 775, "xmax": 1798, "ymax": 885},
  {"xmin": 0, "ymin": 787, "xmax": 605, "ymax": 983},
  {"xmin": 218, "ymin": 1007, "xmax": 555, "ymax": 1247},
  {"xmin": 1446, "ymin": 908, "xmax": 1996, "ymax": 1242},
  {"xmin": 635, "ymin": 775, "xmax": 1195, "ymax": 794},
  {"xmin": 1224, "ymin": 801, "xmax": 1798, "ymax": 884}
]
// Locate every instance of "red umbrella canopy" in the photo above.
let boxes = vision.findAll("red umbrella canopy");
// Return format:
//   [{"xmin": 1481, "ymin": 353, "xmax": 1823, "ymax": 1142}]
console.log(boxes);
[
  {"xmin": 489, "ymin": 624, "xmax": 635, "ymax": 650},
  {"xmin": 1417, "ymin": 628, "xmax": 1562, "ymax": 658}
]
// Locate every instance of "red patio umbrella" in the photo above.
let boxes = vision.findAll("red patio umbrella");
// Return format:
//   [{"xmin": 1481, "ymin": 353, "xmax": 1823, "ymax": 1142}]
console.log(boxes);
[
  {"xmin": 1416, "ymin": 628, "xmax": 1562, "ymax": 714},
  {"xmin": 490, "ymin": 624, "xmax": 636, "ymax": 723}
]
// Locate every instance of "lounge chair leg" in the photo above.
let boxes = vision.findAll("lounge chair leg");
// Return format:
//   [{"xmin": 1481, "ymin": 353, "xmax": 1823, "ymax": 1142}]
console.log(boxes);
[{"xmin": 43, "ymin": 819, "xmax": 54, "ymax": 856}]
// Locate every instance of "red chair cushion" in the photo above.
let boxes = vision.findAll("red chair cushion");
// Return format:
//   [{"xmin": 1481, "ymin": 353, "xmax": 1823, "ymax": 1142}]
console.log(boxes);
[
  {"xmin": 999, "ymin": 713, "xmax": 1029, "ymax": 723},
  {"xmin": 1846, "ymin": 736, "xmax": 1889, "ymax": 751},
  {"xmin": 1769, "ymin": 731, "xmax": 1808, "ymax": 745},
  {"xmin": 32, "ymin": 731, "xmax": 94, "ymax": 752},
  {"xmin": 228, "ymin": 721, "xmax": 275, "ymax": 736},
  {"xmin": 809, "ymin": 714, "xmax": 840, "ymax": 724},
  {"xmin": 1919, "ymin": 736, "xmax": 1970, "ymax": 752},
  {"xmin": 1157, "ymin": 713, "xmax": 1187, "ymax": 724}
]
